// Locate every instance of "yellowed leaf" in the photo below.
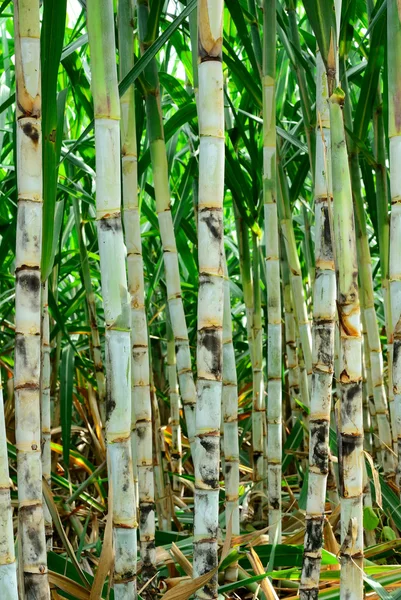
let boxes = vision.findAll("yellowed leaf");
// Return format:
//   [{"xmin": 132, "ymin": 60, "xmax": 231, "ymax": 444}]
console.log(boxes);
[
  {"xmin": 162, "ymin": 567, "xmax": 218, "ymax": 600},
  {"xmin": 170, "ymin": 542, "xmax": 193, "ymax": 577},
  {"xmin": 248, "ymin": 548, "xmax": 279, "ymax": 600},
  {"xmin": 48, "ymin": 572, "xmax": 90, "ymax": 600},
  {"xmin": 364, "ymin": 450, "xmax": 382, "ymax": 509},
  {"xmin": 90, "ymin": 482, "xmax": 114, "ymax": 600}
]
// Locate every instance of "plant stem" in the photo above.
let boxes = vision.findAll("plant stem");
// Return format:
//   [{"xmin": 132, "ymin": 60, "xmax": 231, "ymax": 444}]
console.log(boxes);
[{"xmin": 14, "ymin": 0, "xmax": 50, "ymax": 595}]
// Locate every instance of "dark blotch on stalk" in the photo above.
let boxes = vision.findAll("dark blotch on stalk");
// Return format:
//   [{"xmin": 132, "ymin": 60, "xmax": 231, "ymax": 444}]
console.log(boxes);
[
  {"xmin": 136, "ymin": 423, "xmax": 147, "ymax": 440},
  {"xmin": 15, "ymin": 334, "xmax": 28, "ymax": 367},
  {"xmin": 340, "ymin": 434, "xmax": 359, "ymax": 457},
  {"xmin": 24, "ymin": 574, "xmax": 45, "ymax": 599},
  {"xmin": 105, "ymin": 390, "xmax": 116, "ymax": 418},
  {"xmin": 323, "ymin": 208, "xmax": 332, "ymax": 247},
  {"xmin": 342, "ymin": 382, "xmax": 361, "ymax": 421},
  {"xmin": 200, "ymin": 329, "xmax": 222, "ymax": 379},
  {"xmin": 201, "ymin": 211, "xmax": 221, "ymax": 240},
  {"xmin": 98, "ymin": 217, "xmax": 122, "ymax": 233},
  {"xmin": 17, "ymin": 270, "xmax": 41, "ymax": 297},
  {"xmin": 200, "ymin": 465, "xmax": 218, "ymax": 489},
  {"xmin": 270, "ymin": 497, "xmax": 280, "ymax": 510},
  {"xmin": 299, "ymin": 584, "xmax": 319, "ymax": 600},
  {"xmin": 139, "ymin": 502, "xmax": 155, "ymax": 529},
  {"xmin": 310, "ymin": 420, "xmax": 329, "ymax": 473},
  {"xmin": 27, "ymin": 524, "xmax": 44, "ymax": 559},
  {"xmin": 22, "ymin": 122, "xmax": 39, "ymax": 145},
  {"xmin": 315, "ymin": 325, "xmax": 334, "ymax": 367},
  {"xmin": 301, "ymin": 556, "xmax": 315, "ymax": 580},
  {"xmin": 200, "ymin": 436, "xmax": 218, "ymax": 454},
  {"xmin": 304, "ymin": 517, "xmax": 324, "ymax": 553},
  {"xmin": 394, "ymin": 339, "xmax": 401, "ymax": 367}
]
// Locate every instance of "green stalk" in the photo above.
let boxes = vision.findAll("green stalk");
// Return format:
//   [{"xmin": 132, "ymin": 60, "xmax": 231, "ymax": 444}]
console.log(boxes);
[
  {"xmin": 372, "ymin": 96, "xmax": 394, "ymax": 449},
  {"xmin": 278, "ymin": 161, "xmax": 312, "ymax": 402},
  {"xmin": 137, "ymin": 0, "xmax": 197, "ymax": 460},
  {"xmin": 330, "ymin": 87, "xmax": 364, "ymax": 599},
  {"xmin": 193, "ymin": 2, "xmax": 225, "ymax": 598},
  {"xmin": 14, "ymin": 0, "xmax": 50, "ymax": 596},
  {"xmin": 263, "ymin": 0, "xmax": 282, "ymax": 542},
  {"xmin": 247, "ymin": 0, "xmax": 263, "ymax": 77},
  {"xmin": 86, "ymin": 1, "xmax": 137, "ymax": 596},
  {"xmin": 72, "ymin": 199, "xmax": 106, "ymax": 426}
]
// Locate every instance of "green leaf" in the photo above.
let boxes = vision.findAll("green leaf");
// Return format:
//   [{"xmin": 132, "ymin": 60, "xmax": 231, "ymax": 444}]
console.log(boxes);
[
  {"xmin": 382, "ymin": 526, "xmax": 397, "ymax": 542},
  {"xmin": 364, "ymin": 506, "xmax": 380, "ymax": 531},
  {"xmin": 41, "ymin": 0, "xmax": 67, "ymax": 281},
  {"xmin": 302, "ymin": 0, "xmax": 336, "ymax": 77},
  {"xmin": 60, "ymin": 345, "xmax": 75, "ymax": 468}
]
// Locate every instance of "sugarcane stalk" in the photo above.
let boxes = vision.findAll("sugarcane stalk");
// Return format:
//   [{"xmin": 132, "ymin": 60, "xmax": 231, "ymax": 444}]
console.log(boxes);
[
  {"xmin": 167, "ymin": 314, "xmax": 182, "ymax": 492},
  {"xmin": 281, "ymin": 247, "xmax": 301, "ymax": 427},
  {"xmin": 86, "ymin": 1, "xmax": 137, "ymax": 596},
  {"xmin": 330, "ymin": 87, "xmax": 364, "ymax": 599},
  {"xmin": 222, "ymin": 257, "xmax": 239, "ymax": 583},
  {"xmin": 251, "ymin": 233, "xmax": 265, "ymax": 519},
  {"xmin": 342, "ymin": 63, "xmax": 394, "ymax": 478},
  {"xmin": 14, "ymin": 1, "xmax": 50, "ymax": 596},
  {"xmin": 193, "ymin": 2, "xmax": 224, "ymax": 598},
  {"xmin": 72, "ymin": 199, "xmax": 106, "ymax": 425},
  {"xmin": 278, "ymin": 162, "xmax": 312, "ymax": 399},
  {"xmin": 41, "ymin": 281, "xmax": 52, "ymax": 548},
  {"xmin": 388, "ymin": 0, "xmax": 401, "ymax": 481},
  {"xmin": 300, "ymin": 53, "xmax": 336, "ymax": 600},
  {"xmin": 0, "ymin": 371, "xmax": 18, "ymax": 599},
  {"xmin": 137, "ymin": 0, "xmax": 197, "ymax": 462},
  {"xmin": 263, "ymin": 0, "xmax": 282, "ymax": 543}
]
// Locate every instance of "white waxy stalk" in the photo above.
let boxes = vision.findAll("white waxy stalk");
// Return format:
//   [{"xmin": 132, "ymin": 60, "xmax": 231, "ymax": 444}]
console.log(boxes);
[
  {"xmin": 263, "ymin": 0, "xmax": 282, "ymax": 542},
  {"xmin": 251, "ymin": 234, "xmax": 265, "ymax": 518},
  {"xmin": 194, "ymin": 2, "xmax": 224, "ymax": 598},
  {"xmin": 0, "ymin": 372, "xmax": 18, "ymax": 599},
  {"xmin": 14, "ymin": 1, "xmax": 50, "ymax": 597},
  {"xmin": 222, "ymin": 258, "xmax": 239, "ymax": 583},
  {"xmin": 330, "ymin": 88, "xmax": 364, "ymax": 600},
  {"xmin": 87, "ymin": 1, "xmax": 137, "ymax": 596},
  {"xmin": 41, "ymin": 281, "xmax": 52, "ymax": 548},
  {"xmin": 282, "ymin": 259, "xmax": 301, "ymax": 427},
  {"xmin": 388, "ymin": 0, "xmax": 401, "ymax": 482},
  {"xmin": 361, "ymin": 330, "xmax": 373, "ymax": 454},
  {"xmin": 167, "ymin": 318, "xmax": 182, "ymax": 492},
  {"xmin": 118, "ymin": 0, "xmax": 140, "ymax": 591},
  {"xmin": 300, "ymin": 53, "xmax": 336, "ymax": 600}
]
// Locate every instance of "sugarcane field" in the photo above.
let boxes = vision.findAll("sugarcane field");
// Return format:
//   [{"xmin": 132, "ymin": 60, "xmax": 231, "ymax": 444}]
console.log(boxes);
[{"xmin": 4, "ymin": 0, "xmax": 401, "ymax": 598}]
